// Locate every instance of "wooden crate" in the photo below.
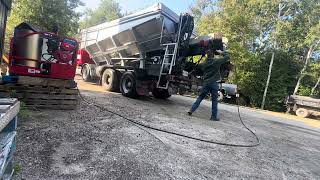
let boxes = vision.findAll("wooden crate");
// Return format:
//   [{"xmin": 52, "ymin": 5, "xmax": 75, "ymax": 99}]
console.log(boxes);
[{"xmin": 0, "ymin": 98, "xmax": 19, "ymax": 180}]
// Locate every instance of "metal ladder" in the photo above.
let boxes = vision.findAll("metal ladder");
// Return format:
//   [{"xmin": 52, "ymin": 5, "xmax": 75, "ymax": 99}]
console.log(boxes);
[
  {"xmin": 156, "ymin": 42, "xmax": 178, "ymax": 89},
  {"xmin": 156, "ymin": 14, "xmax": 184, "ymax": 89}
]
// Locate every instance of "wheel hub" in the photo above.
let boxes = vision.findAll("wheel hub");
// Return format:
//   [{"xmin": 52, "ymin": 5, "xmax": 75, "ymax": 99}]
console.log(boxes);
[
  {"xmin": 105, "ymin": 75, "xmax": 110, "ymax": 84},
  {"xmin": 122, "ymin": 77, "xmax": 133, "ymax": 93}
]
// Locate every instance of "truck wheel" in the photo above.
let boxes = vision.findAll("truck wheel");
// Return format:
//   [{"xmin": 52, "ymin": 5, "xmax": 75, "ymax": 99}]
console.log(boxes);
[
  {"xmin": 295, "ymin": 108, "xmax": 310, "ymax": 118},
  {"xmin": 120, "ymin": 72, "xmax": 138, "ymax": 98},
  {"xmin": 152, "ymin": 88, "xmax": 171, "ymax": 99},
  {"xmin": 81, "ymin": 64, "xmax": 92, "ymax": 82},
  {"xmin": 178, "ymin": 88, "xmax": 186, "ymax": 95},
  {"xmin": 102, "ymin": 69, "xmax": 119, "ymax": 91},
  {"xmin": 115, "ymin": 70, "xmax": 123, "ymax": 92},
  {"xmin": 286, "ymin": 106, "xmax": 292, "ymax": 114}
]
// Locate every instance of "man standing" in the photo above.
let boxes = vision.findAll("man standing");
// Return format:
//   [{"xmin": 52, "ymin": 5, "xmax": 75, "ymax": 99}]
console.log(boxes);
[{"xmin": 188, "ymin": 48, "xmax": 230, "ymax": 121}]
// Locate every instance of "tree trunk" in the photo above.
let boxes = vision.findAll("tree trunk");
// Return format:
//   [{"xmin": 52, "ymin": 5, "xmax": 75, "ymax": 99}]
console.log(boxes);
[
  {"xmin": 260, "ymin": 3, "xmax": 285, "ymax": 110},
  {"xmin": 261, "ymin": 52, "xmax": 275, "ymax": 110},
  {"xmin": 293, "ymin": 40, "xmax": 319, "ymax": 95},
  {"xmin": 310, "ymin": 77, "xmax": 320, "ymax": 95}
]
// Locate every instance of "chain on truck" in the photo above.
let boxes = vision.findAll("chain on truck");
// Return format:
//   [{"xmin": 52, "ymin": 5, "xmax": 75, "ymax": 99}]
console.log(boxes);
[{"xmin": 77, "ymin": 3, "xmax": 231, "ymax": 98}]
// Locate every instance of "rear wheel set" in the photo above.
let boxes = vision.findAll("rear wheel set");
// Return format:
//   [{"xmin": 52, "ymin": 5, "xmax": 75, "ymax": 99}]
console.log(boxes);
[
  {"xmin": 100, "ymin": 69, "xmax": 171, "ymax": 99},
  {"xmin": 119, "ymin": 72, "xmax": 172, "ymax": 99},
  {"xmin": 100, "ymin": 69, "xmax": 139, "ymax": 98}
]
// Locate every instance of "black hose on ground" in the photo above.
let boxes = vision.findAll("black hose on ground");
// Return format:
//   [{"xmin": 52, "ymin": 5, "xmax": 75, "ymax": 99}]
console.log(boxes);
[{"xmin": 77, "ymin": 89, "xmax": 260, "ymax": 147}]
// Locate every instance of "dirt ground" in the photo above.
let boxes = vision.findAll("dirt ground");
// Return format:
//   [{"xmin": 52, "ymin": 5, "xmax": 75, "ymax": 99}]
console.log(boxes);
[{"xmin": 13, "ymin": 77, "xmax": 320, "ymax": 179}]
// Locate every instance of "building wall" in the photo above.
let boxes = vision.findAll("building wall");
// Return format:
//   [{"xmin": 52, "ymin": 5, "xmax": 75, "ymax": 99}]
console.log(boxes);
[{"xmin": 0, "ymin": 0, "xmax": 12, "ymax": 60}]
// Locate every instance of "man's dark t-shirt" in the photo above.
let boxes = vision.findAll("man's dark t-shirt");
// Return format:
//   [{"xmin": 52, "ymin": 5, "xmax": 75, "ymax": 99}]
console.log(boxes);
[{"xmin": 199, "ymin": 52, "xmax": 230, "ymax": 85}]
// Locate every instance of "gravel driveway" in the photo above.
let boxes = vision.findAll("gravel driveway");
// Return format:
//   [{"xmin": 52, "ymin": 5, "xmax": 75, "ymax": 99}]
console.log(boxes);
[{"xmin": 13, "ymin": 87, "xmax": 320, "ymax": 179}]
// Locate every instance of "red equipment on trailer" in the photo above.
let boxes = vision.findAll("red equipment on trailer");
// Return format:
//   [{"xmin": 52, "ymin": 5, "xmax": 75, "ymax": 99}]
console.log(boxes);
[
  {"xmin": 8, "ymin": 22, "xmax": 78, "ymax": 80},
  {"xmin": 0, "ymin": 22, "xmax": 79, "ymax": 110}
]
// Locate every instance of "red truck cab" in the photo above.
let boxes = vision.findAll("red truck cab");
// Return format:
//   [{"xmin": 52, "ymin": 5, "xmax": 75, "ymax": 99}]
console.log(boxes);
[
  {"xmin": 77, "ymin": 48, "xmax": 96, "ymax": 81},
  {"xmin": 77, "ymin": 49, "xmax": 95, "ymax": 66}
]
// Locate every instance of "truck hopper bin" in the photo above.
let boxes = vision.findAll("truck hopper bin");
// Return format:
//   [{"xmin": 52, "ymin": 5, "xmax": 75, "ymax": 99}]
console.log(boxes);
[{"xmin": 80, "ymin": 3, "xmax": 180, "ymax": 66}]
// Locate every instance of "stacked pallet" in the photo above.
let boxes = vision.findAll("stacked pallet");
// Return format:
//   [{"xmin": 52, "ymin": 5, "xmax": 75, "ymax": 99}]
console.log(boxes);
[
  {"xmin": 0, "ymin": 76, "xmax": 78, "ymax": 110},
  {"xmin": 0, "ymin": 98, "xmax": 19, "ymax": 179}
]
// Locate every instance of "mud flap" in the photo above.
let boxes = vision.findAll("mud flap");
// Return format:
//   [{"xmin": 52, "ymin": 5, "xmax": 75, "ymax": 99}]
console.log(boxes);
[{"xmin": 136, "ymin": 80, "xmax": 149, "ymax": 96}]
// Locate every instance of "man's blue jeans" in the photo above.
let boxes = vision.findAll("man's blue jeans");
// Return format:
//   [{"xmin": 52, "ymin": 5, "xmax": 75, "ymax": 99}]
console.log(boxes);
[{"xmin": 190, "ymin": 82, "xmax": 219, "ymax": 119}]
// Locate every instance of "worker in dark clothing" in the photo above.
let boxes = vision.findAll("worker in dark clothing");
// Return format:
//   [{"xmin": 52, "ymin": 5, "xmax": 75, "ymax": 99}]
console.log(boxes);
[{"xmin": 188, "ymin": 49, "xmax": 230, "ymax": 121}]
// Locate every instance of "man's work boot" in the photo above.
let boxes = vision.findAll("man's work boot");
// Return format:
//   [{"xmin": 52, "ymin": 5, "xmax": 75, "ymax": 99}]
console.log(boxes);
[
  {"xmin": 187, "ymin": 109, "xmax": 193, "ymax": 116},
  {"xmin": 210, "ymin": 117, "xmax": 220, "ymax": 121}
]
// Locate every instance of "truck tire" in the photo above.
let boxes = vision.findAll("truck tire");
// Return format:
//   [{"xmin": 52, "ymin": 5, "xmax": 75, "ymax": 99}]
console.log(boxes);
[
  {"xmin": 178, "ymin": 88, "xmax": 186, "ymax": 95},
  {"xmin": 102, "ymin": 69, "xmax": 119, "ymax": 91},
  {"xmin": 152, "ymin": 88, "xmax": 171, "ymax": 99},
  {"xmin": 295, "ymin": 108, "xmax": 310, "ymax": 118},
  {"xmin": 81, "ymin": 64, "xmax": 92, "ymax": 82},
  {"xmin": 286, "ymin": 106, "xmax": 292, "ymax": 114},
  {"xmin": 120, "ymin": 72, "xmax": 138, "ymax": 98}
]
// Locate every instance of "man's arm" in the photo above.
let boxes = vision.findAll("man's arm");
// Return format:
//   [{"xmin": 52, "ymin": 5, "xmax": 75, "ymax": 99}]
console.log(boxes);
[{"xmin": 215, "ymin": 51, "xmax": 230, "ymax": 64}]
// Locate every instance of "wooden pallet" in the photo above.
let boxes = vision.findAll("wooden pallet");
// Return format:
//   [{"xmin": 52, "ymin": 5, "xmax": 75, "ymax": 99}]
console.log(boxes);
[
  {"xmin": 5, "ymin": 76, "xmax": 77, "ymax": 88},
  {"xmin": 0, "ymin": 77, "xmax": 79, "ymax": 110}
]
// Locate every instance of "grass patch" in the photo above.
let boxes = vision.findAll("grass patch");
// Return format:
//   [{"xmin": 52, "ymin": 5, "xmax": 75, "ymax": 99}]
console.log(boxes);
[
  {"xmin": 18, "ymin": 102, "xmax": 32, "ymax": 119},
  {"xmin": 13, "ymin": 163, "xmax": 22, "ymax": 176}
]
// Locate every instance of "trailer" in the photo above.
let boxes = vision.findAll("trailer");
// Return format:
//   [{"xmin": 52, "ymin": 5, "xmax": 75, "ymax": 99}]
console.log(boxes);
[
  {"xmin": 286, "ymin": 95, "xmax": 320, "ymax": 118},
  {"xmin": 78, "ymin": 3, "xmax": 226, "ymax": 99}
]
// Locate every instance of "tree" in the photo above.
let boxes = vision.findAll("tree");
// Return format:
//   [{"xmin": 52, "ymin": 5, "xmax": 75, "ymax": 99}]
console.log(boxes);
[
  {"xmin": 80, "ymin": 0, "xmax": 122, "ymax": 28},
  {"xmin": 190, "ymin": 0, "xmax": 320, "ymax": 111},
  {"xmin": 293, "ymin": 40, "xmax": 319, "ymax": 95},
  {"xmin": 189, "ymin": 0, "xmax": 214, "ymax": 22},
  {"xmin": 286, "ymin": 0, "xmax": 320, "ymax": 95},
  {"xmin": 261, "ymin": 1, "xmax": 299, "ymax": 109},
  {"xmin": 4, "ymin": 0, "xmax": 82, "ymax": 53},
  {"xmin": 311, "ymin": 77, "xmax": 320, "ymax": 96}
]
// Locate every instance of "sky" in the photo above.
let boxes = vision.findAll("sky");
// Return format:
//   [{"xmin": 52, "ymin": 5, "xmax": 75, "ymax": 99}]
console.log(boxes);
[{"xmin": 78, "ymin": 0, "xmax": 196, "ymax": 15}]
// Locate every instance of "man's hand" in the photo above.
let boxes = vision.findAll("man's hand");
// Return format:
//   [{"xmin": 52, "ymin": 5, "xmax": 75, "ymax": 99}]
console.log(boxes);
[
  {"xmin": 216, "ymin": 50, "xmax": 229, "ymax": 56},
  {"xmin": 216, "ymin": 50, "xmax": 224, "ymax": 54}
]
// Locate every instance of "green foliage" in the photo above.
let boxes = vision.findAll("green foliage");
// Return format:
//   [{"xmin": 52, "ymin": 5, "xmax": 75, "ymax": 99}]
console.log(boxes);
[
  {"xmin": 80, "ymin": 0, "xmax": 122, "ymax": 28},
  {"xmin": 191, "ymin": 0, "xmax": 320, "ymax": 111},
  {"xmin": 189, "ymin": 0, "xmax": 214, "ymax": 21},
  {"xmin": 299, "ymin": 63, "xmax": 320, "ymax": 98},
  {"xmin": 256, "ymin": 51, "xmax": 300, "ymax": 111},
  {"xmin": 4, "ymin": 0, "xmax": 82, "ymax": 53},
  {"xmin": 298, "ymin": 86, "xmax": 312, "ymax": 96}
]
